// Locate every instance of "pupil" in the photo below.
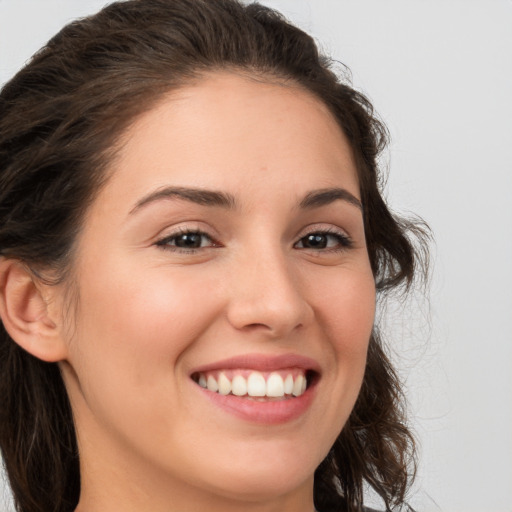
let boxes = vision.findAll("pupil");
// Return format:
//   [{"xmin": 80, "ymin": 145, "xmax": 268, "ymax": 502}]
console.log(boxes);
[
  {"xmin": 305, "ymin": 233, "xmax": 327, "ymax": 248},
  {"xmin": 176, "ymin": 233, "xmax": 201, "ymax": 248}
]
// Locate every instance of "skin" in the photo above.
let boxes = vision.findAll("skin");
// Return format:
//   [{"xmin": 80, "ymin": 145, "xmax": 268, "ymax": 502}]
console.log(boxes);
[{"xmin": 50, "ymin": 73, "xmax": 376, "ymax": 512}]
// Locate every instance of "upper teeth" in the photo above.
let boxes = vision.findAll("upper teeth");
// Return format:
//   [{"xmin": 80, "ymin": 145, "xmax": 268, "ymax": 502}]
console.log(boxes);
[{"xmin": 196, "ymin": 370, "xmax": 308, "ymax": 398}]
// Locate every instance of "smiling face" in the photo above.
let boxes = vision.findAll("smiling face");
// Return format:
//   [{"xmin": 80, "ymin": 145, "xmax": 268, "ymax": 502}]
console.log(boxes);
[{"xmin": 57, "ymin": 73, "xmax": 376, "ymax": 512}]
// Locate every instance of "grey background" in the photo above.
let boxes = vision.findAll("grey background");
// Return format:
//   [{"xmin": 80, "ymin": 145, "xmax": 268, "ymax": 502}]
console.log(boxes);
[{"xmin": 1, "ymin": 1, "xmax": 511, "ymax": 511}]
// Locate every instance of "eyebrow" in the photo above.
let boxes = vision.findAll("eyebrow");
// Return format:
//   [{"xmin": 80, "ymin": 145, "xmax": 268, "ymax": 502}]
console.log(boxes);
[
  {"xmin": 299, "ymin": 188, "xmax": 362, "ymax": 211},
  {"xmin": 130, "ymin": 185, "xmax": 362, "ymax": 215},
  {"xmin": 130, "ymin": 186, "xmax": 237, "ymax": 214}
]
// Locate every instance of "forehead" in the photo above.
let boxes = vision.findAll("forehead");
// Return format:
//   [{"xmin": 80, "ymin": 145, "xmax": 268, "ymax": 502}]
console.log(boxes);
[{"xmin": 98, "ymin": 72, "xmax": 359, "ymax": 213}]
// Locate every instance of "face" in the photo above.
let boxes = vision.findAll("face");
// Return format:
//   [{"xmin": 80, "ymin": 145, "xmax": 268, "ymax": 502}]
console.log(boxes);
[{"xmin": 58, "ymin": 73, "xmax": 376, "ymax": 510}]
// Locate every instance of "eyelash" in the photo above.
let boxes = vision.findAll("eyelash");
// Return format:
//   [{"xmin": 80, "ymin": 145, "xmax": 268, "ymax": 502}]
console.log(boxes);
[
  {"xmin": 155, "ymin": 228, "xmax": 219, "ymax": 254},
  {"xmin": 294, "ymin": 228, "xmax": 353, "ymax": 252},
  {"xmin": 155, "ymin": 227, "xmax": 353, "ymax": 254}
]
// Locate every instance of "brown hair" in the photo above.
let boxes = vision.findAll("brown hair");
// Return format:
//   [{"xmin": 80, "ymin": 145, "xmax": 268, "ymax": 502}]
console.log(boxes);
[{"xmin": 0, "ymin": 1, "xmax": 428, "ymax": 511}]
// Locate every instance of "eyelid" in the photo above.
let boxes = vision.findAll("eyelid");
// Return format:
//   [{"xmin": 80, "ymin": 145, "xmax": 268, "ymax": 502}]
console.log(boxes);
[
  {"xmin": 153, "ymin": 221, "xmax": 218, "ymax": 242},
  {"xmin": 295, "ymin": 223, "xmax": 351, "ymax": 241}
]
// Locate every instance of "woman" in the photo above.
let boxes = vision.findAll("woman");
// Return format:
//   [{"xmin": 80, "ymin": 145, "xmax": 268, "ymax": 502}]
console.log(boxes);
[{"xmin": 0, "ymin": 1, "xmax": 427, "ymax": 511}]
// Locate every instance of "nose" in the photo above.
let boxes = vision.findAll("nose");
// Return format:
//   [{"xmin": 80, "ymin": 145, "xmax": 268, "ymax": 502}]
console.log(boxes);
[{"xmin": 225, "ymin": 248, "xmax": 314, "ymax": 339}]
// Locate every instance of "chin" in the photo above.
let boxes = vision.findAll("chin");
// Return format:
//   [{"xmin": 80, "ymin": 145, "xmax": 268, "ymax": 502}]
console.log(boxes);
[
  {"xmin": 190, "ymin": 440, "xmax": 322, "ymax": 502},
  {"xmin": 206, "ymin": 467, "xmax": 312, "ymax": 503}
]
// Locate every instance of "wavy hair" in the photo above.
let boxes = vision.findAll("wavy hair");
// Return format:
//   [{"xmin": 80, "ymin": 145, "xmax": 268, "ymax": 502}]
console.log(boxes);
[{"xmin": 0, "ymin": 1, "xmax": 428, "ymax": 511}]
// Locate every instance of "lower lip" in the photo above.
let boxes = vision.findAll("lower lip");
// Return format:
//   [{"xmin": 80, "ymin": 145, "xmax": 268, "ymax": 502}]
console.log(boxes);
[{"xmin": 194, "ymin": 381, "xmax": 317, "ymax": 425}]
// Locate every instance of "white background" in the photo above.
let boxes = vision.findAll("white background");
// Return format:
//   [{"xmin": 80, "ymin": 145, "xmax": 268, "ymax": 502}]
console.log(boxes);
[{"xmin": 1, "ymin": 1, "xmax": 511, "ymax": 511}]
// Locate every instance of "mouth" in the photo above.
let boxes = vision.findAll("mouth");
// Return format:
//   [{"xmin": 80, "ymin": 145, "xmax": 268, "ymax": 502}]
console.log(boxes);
[
  {"xmin": 191, "ymin": 368, "xmax": 317, "ymax": 401},
  {"xmin": 189, "ymin": 354, "xmax": 320, "ymax": 424}
]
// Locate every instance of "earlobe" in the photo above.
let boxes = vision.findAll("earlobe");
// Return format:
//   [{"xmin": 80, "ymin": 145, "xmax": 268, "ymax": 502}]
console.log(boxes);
[{"xmin": 0, "ymin": 258, "xmax": 68, "ymax": 362}]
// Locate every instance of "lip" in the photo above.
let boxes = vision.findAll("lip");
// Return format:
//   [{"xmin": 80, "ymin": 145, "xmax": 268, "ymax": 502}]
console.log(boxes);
[
  {"xmin": 190, "ymin": 353, "xmax": 321, "ymax": 374},
  {"xmin": 189, "ymin": 353, "xmax": 320, "ymax": 425}
]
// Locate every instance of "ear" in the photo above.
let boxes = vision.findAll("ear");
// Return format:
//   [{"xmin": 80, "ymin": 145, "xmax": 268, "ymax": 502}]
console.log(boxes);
[{"xmin": 0, "ymin": 258, "xmax": 68, "ymax": 362}]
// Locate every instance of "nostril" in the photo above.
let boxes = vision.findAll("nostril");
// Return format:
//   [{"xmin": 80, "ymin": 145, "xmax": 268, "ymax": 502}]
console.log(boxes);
[
  {"xmin": 238, "ymin": 321, "xmax": 299, "ymax": 336},
  {"xmin": 245, "ymin": 323, "xmax": 271, "ymax": 330}
]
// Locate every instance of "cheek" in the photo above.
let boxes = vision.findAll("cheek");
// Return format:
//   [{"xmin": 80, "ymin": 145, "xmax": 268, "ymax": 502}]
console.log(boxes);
[
  {"xmin": 79, "ymin": 261, "xmax": 219, "ymax": 346},
  {"xmin": 291, "ymin": 265, "xmax": 375, "ymax": 461},
  {"xmin": 310, "ymin": 265, "xmax": 375, "ymax": 407},
  {"xmin": 311, "ymin": 265, "xmax": 375, "ymax": 351},
  {"xmin": 63, "ymin": 261, "xmax": 226, "ymax": 452},
  {"xmin": 67, "ymin": 259, "xmax": 225, "ymax": 404}
]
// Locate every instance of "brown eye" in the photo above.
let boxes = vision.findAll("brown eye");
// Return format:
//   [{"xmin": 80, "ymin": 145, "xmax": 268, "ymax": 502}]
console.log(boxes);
[
  {"xmin": 295, "ymin": 231, "xmax": 352, "ymax": 251},
  {"xmin": 173, "ymin": 233, "xmax": 204, "ymax": 248},
  {"xmin": 301, "ymin": 233, "xmax": 329, "ymax": 249},
  {"xmin": 156, "ymin": 231, "xmax": 216, "ymax": 251}
]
